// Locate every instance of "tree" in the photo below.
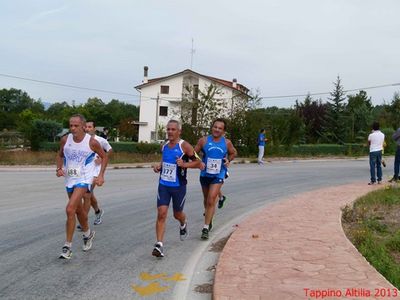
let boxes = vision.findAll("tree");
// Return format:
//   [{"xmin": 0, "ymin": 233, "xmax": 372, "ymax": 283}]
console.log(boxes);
[
  {"xmin": 46, "ymin": 101, "xmax": 71, "ymax": 121},
  {"xmin": 296, "ymin": 94, "xmax": 327, "ymax": 143},
  {"xmin": 283, "ymin": 111, "xmax": 304, "ymax": 146},
  {"xmin": 16, "ymin": 109, "xmax": 40, "ymax": 147},
  {"xmin": 323, "ymin": 76, "xmax": 347, "ymax": 143},
  {"xmin": 345, "ymin": 90, "xmax": 373, "ymax": 142},
  {"xmin": 0, "ymin": 88, "xmax": 41, "ymax": 129},
  {"xmin": 82, "ymin": 97, "xmax": 112, "ymax": 126},
  {"xmin": 180, "ymin": 84, "xmax": 226, "ymax": 143},
  {"xmin": 228, "ymin": 90, "xmax": 258, "ymax": 146},
  {"xmin": 106, "ymin": 99, "xmax": 139, "ymax": 127},
  {"xmin": 118, "ymin": 117, "xmax": 138, "ymax": 141},
  {"xmin": 388, "ymin": 92, "xmax": 400, "ymax": 129},
  {"xmin": 32, "ymin": 119, "xmax": 63, "ymax": 142}
]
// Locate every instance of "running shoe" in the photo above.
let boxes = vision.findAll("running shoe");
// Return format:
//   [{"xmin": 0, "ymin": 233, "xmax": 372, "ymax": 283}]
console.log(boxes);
[
  {"xmin": 152, "ymin": 243, "xmax": 164, "ymax": 257},
  {"xmin": 218, "ymin": 195, "xmax": 227, "ymax": 209},
  {"xmin": 203, "ymin": 212, "xmax": 213, "ymax": 232},
  {"xmin": 94, "ymin": 209, "xmax": 104, "ymax": 225},
  {"xmin": 82, "ymin": 230, "xmax": 95, "ymax": 251},
  {"xmin": 201, "ymin": 228, "xmax": 209, "ymax": 240},
  {"xmin": 59, "ymin": 246, "xmax": 72, "ymax": 259},
  {"xmin": 180, "ymin": 222, "xmax": 188, "ymax": 241}
]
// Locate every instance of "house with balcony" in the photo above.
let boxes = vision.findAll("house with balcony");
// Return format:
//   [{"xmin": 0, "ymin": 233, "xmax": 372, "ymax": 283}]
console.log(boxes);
[{"xmin": 135, "ymin": 67, "xmax": 250, "ymax": 142}]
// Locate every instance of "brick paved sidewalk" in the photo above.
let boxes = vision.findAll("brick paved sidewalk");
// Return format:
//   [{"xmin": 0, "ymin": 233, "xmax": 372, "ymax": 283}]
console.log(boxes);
[{"xmin": 214, "ymin": 183, "xmax": 397, "ymax": 300}]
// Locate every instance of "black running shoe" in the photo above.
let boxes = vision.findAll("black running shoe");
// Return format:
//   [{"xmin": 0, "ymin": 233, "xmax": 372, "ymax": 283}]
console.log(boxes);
[
  {"xmin": 180, "ymin": 223, "xmax": 188, "ymax": 241},
  {"xmin": 152, "ymin": 243, "xmax": 164, "ymax": 257},
  {"xmin": 218, "ymin": 195, "xmax": 227, "ymax": 209},
  {"xmin": 201, "ymin": 228, "xmax": 209, "ymax": 240}
]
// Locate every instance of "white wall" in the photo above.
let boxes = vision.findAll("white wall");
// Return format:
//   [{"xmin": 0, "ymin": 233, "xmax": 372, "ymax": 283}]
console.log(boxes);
[
  {"xmin": 138, "ymin": 73, "xmax": 244, "ymax": 142},
  {"xmin": 138, "ymin": 76, "xmax": 183, "ymax": 142}
]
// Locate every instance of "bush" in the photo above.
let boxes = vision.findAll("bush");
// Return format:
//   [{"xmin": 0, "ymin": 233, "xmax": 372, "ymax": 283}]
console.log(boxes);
[{"xmin": 39, "ymin": 142, "xmax": 60, "ymax": 152}]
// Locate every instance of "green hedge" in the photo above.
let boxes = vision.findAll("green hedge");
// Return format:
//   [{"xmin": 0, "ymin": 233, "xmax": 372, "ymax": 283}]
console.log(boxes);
[
  {"xmin": 39, "ymin": 141, "xmax": 161, "ymax": 154},
  {"xmin": 237, "ymin": 143, "xmax": 370, "ymax": 157}
]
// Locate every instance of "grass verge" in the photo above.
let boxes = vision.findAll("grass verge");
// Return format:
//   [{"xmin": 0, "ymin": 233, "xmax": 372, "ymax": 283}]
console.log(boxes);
[
  {"xmin": 0, "ymin": 150, "xmax": 161, "ymax": 165},
  {"xmin": 342, "ymin": 185, "xmax": 400, "ymax": 288}
]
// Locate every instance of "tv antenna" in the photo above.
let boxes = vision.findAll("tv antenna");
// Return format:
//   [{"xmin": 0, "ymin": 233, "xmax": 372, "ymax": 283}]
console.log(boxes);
[{"xmin": 190, "ymin": 38, "xmax": 196, "ymax": 69}]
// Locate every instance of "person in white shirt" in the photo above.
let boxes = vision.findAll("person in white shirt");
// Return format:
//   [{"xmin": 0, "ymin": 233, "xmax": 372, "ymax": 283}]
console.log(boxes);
[
  {"xmin": 83, "ymin": 121, "xmax": 112, "ymax": 225},
  {"xmin": 367, "ymin": 122, "xmax": 385, "ymax": 185}
]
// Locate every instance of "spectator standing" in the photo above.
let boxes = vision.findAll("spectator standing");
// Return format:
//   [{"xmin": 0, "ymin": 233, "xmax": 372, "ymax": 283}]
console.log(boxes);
[
  {"xmin": 367, "ymin": 122, "xmax": 385, "ymax": 185},
  {"xmin": 257, "ymin": 129, "xmax": 268, "ymax": 165}
]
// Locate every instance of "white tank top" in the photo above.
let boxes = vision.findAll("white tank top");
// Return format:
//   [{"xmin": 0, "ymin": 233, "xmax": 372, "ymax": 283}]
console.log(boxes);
[
  {"xmin": 93, "ymin": 135, "xmax": 112, "ymax": 176},
  {"xmin": 63, "ymin": 133, "xmax": 96, "ymax": 188}
]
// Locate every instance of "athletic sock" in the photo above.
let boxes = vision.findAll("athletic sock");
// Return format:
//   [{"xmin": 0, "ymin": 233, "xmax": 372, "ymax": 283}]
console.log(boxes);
[
  {"xmin": 203, "ymin": 224, "xmax": 209, "ymax": 230},
  {"xmin": 83, "ymin": 229, "xmax": 91, "ymax": 238},
  {"xmin": 156, "ymin": 241, "xmax": 163, "ymax": 247},
  {"xmin": 64, "ymin": 242, "xmax": 72, "ymax": 248},
  {"xmin": 180, "ymin": 221, "xmax": 186, "ymax": 229}
]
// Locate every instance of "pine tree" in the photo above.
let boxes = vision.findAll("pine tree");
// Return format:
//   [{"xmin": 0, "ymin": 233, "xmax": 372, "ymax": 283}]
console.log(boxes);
[{"xmin": 323, "ymin": 76, "xmax": 347, "ymax": 143}]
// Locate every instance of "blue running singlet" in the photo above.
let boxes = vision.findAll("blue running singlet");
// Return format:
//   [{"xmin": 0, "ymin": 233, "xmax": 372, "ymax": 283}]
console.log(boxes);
[
  {"xmin": 159, "ymin": 140, "xmax": 188, "ymax": 187},
  {"xmin": 200, "ymin": 135, "xmax": 227, "ymax": 180}
]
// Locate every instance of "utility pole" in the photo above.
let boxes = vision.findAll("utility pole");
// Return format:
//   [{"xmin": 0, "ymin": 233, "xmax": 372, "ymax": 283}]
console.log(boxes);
[
  {"xmin": 190, "ymin": 38, "xmax": 195, "ymax": 70},
  {"xmin": 154, "ymin": 93, "xmax": 160, "ymax": 141}
]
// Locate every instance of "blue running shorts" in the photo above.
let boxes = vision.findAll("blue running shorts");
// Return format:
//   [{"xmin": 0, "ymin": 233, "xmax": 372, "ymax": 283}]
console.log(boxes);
[
  {"xmin": 66, "ymin": 183, "xmax": 91, "ymax": 193},
  {"xmin": 200, "ymin": 176, "xmax": 224, "ymax": 187},
  {"xmin": 157, "ymin": 184, "xmax": 187, "ymax": 212}
]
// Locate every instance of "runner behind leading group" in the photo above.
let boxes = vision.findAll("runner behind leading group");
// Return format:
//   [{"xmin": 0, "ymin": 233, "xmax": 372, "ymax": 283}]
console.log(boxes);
[
  {"xmin": 194, "ymin": 118, "xmax": 237, "ymax": 240},
  {"xmin": 82, "ymin": 121, "xmax": 112, "ymax": 225}
]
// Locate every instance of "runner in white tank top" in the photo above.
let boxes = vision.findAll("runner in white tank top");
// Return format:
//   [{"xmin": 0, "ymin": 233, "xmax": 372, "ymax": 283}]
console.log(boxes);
[
  {"xmin": 81, "ymin": 121, "xmax": 112, "ymax": 226},
  {"xmin": 56, "ymin": 114, "xmax": 108, "ymax": 260}
]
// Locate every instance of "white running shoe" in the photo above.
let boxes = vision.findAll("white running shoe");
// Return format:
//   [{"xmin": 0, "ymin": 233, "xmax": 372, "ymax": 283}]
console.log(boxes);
[{"xmin": 82, "ymin": 230, "xmax": 95, "ymax": 251}]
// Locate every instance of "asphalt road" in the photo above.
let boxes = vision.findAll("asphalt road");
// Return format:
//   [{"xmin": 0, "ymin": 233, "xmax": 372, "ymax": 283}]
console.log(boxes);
[{"xmin": 0, "ymin": 158, "xmax": 391, "ymax": 299}]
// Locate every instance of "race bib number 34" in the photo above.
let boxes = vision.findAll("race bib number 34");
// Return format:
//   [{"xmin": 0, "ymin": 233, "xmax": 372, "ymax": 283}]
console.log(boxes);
[
  {"xmin": 161, "ymin": 162, "xmax": 177, "ymax": 182},
  {"xmin": 206, "ymin": 158, "xmax": 222, "ymax": 174}
]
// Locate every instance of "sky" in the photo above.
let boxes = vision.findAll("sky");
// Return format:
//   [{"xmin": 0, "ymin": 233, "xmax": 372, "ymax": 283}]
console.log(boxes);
[{"xmin": 1, "ymin": 0, "xmax": 399, "ymax": 108}]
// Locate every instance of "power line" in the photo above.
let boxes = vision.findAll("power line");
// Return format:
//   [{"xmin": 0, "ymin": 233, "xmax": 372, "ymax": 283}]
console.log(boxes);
[
  {"xmin": 1, "ymin": 72, "xmax": 399, "ymax": 103},
  {"xmin": 260, "ymin": 83, "xmax": 400, "ymax": 100},
  {"xmin": 0, "ymin": 73, "xmax": 140, "ymax": 98}
]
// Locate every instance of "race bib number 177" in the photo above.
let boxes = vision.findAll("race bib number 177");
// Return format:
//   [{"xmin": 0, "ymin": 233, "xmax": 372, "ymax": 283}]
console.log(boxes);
[{"xmin": 161, "ymin": 162, "xmax": 177, "ymax": 182}]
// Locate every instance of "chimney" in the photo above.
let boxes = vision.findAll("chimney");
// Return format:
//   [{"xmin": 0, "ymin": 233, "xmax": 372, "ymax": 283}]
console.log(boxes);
[
  {"xmin": 143, "ymin": 66, "xmax": 149, "ymax": 83},
  {"xmin": 232, "ymin": 78, "xmax": 237, "ymax": 89}
]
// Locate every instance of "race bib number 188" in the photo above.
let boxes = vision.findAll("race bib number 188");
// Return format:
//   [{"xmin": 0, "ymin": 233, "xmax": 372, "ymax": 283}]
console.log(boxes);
[{"xmin": 67, "ymin": 167, "xmax": 81, "ymax": 178}]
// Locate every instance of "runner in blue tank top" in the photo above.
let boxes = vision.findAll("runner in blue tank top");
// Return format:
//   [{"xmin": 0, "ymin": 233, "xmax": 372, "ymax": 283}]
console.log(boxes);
[
  {"xmin": 151, "ymin": 120, "xmax": 201, "ymax": 257},
  {"xmin": 194, "ymin": 118, "xmax": 237, "ymax": 240}
]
